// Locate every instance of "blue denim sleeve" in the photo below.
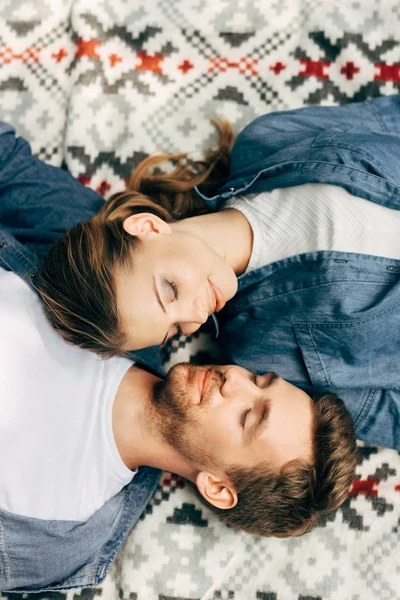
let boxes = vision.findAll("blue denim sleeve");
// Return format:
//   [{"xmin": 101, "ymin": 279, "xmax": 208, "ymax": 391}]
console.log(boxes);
[
  {"xmin": 355, "ymin": 388, "xmax": 400, "ymax": 451},
  {"xmin": 229, "ymin": 95, "xmax": 400, "ymax": 175},
  {"xmin": 339, "ymin": 387, "xmax": 400, "ymax": 451},
  {"xmin": 0, "ymin": 122, "xmax": 104, "ymax": 234}
]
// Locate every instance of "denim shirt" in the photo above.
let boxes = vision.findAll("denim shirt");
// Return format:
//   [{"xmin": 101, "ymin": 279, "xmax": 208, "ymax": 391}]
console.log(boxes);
[
  {"xmin": 196, "ymin": 94, "xmax": 400, "ymax": 452},
  {"xmin": 0, "ymin": 123, "xmax": 162, "ymax": 591}
]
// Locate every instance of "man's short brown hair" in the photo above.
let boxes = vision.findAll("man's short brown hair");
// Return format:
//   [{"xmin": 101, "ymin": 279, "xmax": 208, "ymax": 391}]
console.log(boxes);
[{"xmin": 208, "ymin": 392, "xmax": 358, "ymax": 538}]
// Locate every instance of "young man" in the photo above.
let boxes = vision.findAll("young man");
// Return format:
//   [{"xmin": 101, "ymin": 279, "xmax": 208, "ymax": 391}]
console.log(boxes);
[{"xmin": 0, "ymin": 260, "xmax": 356, "ymax": 591}]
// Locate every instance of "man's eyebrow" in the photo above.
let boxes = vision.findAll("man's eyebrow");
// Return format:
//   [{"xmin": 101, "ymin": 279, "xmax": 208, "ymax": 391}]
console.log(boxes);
[
  {"xmin": 152, "ymin": 275, "xmax": 169, "ymax": 345},
  {"xmin": 245, "ymin": 400, "xmax": 270, "ymax": 446}
]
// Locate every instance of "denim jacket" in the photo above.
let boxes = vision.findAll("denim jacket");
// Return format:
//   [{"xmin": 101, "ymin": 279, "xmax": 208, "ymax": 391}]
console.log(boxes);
[
  {"xmin": 0, "ymin": 123, "xmax": 162, "ymax": 591},
  {"xmin": 197, "ymin": 94, "xmax": 400, "ymax": 451}
]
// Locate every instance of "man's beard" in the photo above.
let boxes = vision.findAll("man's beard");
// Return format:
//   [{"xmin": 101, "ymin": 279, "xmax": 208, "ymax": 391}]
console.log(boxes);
[{"xmin": 148, "ymin": 363, "xmax": 213, "ymax": 467}]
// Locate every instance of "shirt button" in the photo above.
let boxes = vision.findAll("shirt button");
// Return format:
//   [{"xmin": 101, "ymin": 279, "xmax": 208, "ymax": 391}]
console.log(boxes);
[
  {"xmin": 30, "ymin": 272, "xmax": 37, "ymax": 279},
  {"xmin": 0, "ymin": 243, "xmax": 6, "ymax": 248},
  {"xmin": 229, "ymin": 187, "xmax": 235, "ymax": 192}
]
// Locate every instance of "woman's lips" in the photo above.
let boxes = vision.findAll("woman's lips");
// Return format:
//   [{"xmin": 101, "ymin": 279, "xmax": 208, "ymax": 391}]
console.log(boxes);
[{"xmin": 209, "ymin": 280, "xmax": 226, "ymax": 313}]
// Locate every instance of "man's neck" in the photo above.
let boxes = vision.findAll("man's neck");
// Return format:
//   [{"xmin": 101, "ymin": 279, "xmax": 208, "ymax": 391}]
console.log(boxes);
[
  {"xmin": 112, "ymin": 365, "xmax": 198, "ymax": 482},
  {"xmin": 171, "ymin": 208, "xmax": 253, "ymax": 275}
]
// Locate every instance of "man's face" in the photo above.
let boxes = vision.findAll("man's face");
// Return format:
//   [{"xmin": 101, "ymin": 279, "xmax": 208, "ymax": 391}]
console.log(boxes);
[{"xmin": 150, "ymin": 364, "xmax": 314, "ymax": 474}]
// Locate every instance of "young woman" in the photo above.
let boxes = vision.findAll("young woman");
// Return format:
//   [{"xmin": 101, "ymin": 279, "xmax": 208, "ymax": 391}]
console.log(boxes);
[
  {"xmin": 39, "ymin": 97, "xmax": 400, "ymax": 339},
  {"xmin": 38, "ymin": 94, "xmax": 400, "ymax": 451},
  {"xmin": 38, "ymin": 121, "xmax": 240, "ymax": 354}
]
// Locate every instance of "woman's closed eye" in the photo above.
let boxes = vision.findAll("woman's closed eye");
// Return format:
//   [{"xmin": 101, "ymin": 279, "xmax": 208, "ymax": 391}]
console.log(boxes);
[
  {"xmin": 166, "ymin": 280, "xmax": 182, "ymax": 337},
  {"xmin": 161, "ymin": 279, "xmax": 182, "ymax": 343},
  {"xmin": 166, "ymin": 279, "xmax": 179, "ymax": 302}
]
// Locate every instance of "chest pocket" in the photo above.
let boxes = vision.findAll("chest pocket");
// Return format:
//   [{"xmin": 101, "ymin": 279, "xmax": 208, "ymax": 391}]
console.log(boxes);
[{"xmin": 293, "ymin": 301, "xmax": 400, "ymax": 390}]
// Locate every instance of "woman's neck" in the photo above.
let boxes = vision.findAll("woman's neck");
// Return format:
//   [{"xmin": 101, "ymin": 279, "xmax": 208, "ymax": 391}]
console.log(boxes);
[{"xmin": 171, "ymin": 208, "xmax": 253, "ymax": 276}]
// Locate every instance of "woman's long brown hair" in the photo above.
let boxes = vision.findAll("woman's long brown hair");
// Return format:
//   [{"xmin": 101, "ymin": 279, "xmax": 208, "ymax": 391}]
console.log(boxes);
[{"xmin": 38, "ymin": 120, "xmax": 234, "ymax": 356}]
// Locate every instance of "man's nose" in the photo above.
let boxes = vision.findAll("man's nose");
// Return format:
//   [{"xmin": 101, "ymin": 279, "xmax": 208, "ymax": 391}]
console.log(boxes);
[{"xmin": 220, "ymin": 367, "xmax": 255, "ymax": 399}]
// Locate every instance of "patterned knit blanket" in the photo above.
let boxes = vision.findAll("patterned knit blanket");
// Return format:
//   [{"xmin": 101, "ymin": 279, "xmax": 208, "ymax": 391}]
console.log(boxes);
[{"xmin": 0, "ymin": 1, "xmax": 400, "ymax": 599}]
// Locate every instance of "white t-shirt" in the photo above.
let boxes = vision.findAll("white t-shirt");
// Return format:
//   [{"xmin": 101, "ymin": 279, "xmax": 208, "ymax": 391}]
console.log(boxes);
[
  {"xmin": 227, "ymin": 183, "xmax": 400, "ymax": 271},
  {"xmin": 0, "ymin": 267, "xmax": 134, "ymax": 522}
]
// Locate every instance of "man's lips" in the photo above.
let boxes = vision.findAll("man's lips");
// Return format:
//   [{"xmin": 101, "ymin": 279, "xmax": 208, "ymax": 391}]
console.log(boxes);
[
  {"xmin": 209, "ymin": 280, "xmax": 226, "ymax": 313},
  {"xmin": 196, "ymin": 368, "xmax": 212, "ymax": 404}
]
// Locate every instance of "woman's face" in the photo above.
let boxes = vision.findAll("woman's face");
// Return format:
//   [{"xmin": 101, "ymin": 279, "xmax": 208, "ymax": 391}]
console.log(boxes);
[{"xmin": 115, "ymin": 227, "xmax": 238, "ymax": 350}]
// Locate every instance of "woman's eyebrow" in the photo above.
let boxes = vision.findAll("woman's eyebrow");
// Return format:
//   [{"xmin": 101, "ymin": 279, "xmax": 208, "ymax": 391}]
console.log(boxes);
[
  {"xmin": 152, "ymin": 275, "xmax": 169, "ymax": 344},
  {"xmin": 152, "ymin": 275, "xmax": 166, "ymax": 313}
]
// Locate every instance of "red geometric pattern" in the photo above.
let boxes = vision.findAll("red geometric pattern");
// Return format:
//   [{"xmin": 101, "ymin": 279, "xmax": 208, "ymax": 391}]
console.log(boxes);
[
  {"xmin": 350, "ymin": 479, "xmax": 380, "ymax": 497},
  {"xmin": 4, "ymin": 42, "xmax": 398, "ymax": 84},
  {"xmin": 375, "ymin": 63, "xmax": 400, "ymax": 82},
  {"xmin": 135, "ymin": 51, "xmax": 164, "ymax": 74},
  {"xmin": 0, "ymin": 46, "xmax": 41, "ymax": 63},
  {"xmin": 208, "ymin": 56, "xmax": 259, "ymax": 75}
]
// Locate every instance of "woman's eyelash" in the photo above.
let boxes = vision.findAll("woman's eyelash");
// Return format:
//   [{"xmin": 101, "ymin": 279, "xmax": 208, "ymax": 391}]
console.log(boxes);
[
  {"xmin": 240, "ymin": 408, "xmax": 251, "ymax": 429},
  {"xmin": 165, "ymin": 280, "xmax": 181, "ymax": 338},
  {"xmin": 168, "ymin": 280, "xmax": 179, "ymax": 301}
]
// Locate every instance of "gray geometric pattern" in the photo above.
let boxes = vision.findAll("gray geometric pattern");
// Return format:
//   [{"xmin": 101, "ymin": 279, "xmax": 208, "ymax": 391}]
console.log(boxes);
[{"xmin": 1, "ymin": 0, "xmax": 400, "ymax": 599}]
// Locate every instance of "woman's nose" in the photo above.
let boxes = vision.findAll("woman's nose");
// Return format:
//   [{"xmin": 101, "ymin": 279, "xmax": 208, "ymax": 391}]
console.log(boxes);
[
  {"xmin": 192, "ymin": 296, "xmax": 209, "ymax": 324},
  {"xmin": 177, "ymin": 296, "xmax": 209, "ymax": 333}
]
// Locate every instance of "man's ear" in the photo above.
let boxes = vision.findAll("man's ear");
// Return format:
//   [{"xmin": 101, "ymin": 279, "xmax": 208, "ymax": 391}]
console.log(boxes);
[
  {"xmin": 122, "ymin": 213, "xmax": 172, "ymax": 237},
  {"xmin": 196, "ymin": 471, "xmax": 238, "ymax": 510}
]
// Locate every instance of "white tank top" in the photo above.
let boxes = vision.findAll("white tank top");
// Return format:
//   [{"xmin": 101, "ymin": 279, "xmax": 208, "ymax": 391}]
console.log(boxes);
[
  {"xmin": 0, "ymin": 267, "xmax": 134, "ymax": 522},
  {"xmin": 227, "ymin": 183, "xmax": 400, "ymax": 271}
]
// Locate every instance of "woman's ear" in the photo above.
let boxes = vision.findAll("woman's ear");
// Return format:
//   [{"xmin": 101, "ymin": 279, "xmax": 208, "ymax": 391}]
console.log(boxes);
[
  {"xmin": 196, "ymin": 471, "xmax": 238, "ymax": 510},
  {"xmin": 122, "ymin": 213, "xmax": 172, "ymax": 237}
]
